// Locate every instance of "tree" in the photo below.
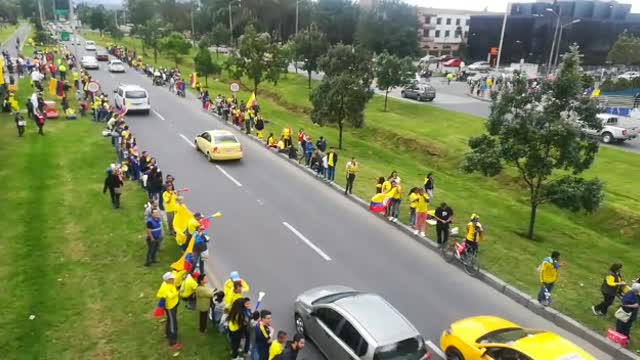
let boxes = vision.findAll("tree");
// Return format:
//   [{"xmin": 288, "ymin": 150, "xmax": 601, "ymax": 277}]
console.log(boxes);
[
  {"xmin": 209, "ymin": 24, "xmax": 231, "ymax": 57},
  {"xmin": 374, "ymin": 52, "xmax": 415, "ymax": 111},
  {"xmin": 463, "ymin": 46, "xmax": 604, "ymax": 239},
  {"xmin": 292, "ymin": 28, "xmax": 329, "ymax": 89},
  {"xmin": 224, "ymin": 25, "xmax": 288, "ymax": 94},
  {"xmin": 607, "ymin": 31, "xmax": 640, "ymax": 66},
  {"xmin": 355, "ymin": 0, "xmax": 419, "ymax": 57},
  {"xmin": 89, "ymin": 5, "xmax": 108, "ymax": 35},
  {"xmin": 139, "ymin": 18, "xmax": 165, "ymax": 64},
  {"xmin": 160, "ymin": 32, "xmax": 192, "ymax": 67},
  {"xmin": 310, "ymin": 44, "xmax": 374, "ymax": 149},
  {"xmin": 314, "ymin": 0, "xmax": 359, "ymax": 45},
  {"xmin": 127, "ymin": 0, "xmax": 157, "ymax": 27},
  {"xmin": 194, "ymin": 40, "xmax": 221, "ymax": 87},
  {"xmin": 106, "ymin": 23, "xmax": 124, "ymax": 40}
]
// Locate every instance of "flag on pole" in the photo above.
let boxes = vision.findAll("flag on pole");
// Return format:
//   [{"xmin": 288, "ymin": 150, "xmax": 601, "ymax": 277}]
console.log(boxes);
[
  {"xmin": 246, "ymin": 92, "xmax": 257, "ymax": 109},
  {"xmin": 191, "ymin": 72, "xmax": 198, "ymax": 88},
  {"xmin": 170, "ymin": 234, "xmax": 196, "ymax": 272},
  {"xmin": 173, "ymin": 204, "xmax": 193, "ymax": 246},
  {"xmin": 49, "ymin": 78, "xmax": 58, "ymax": 96}
]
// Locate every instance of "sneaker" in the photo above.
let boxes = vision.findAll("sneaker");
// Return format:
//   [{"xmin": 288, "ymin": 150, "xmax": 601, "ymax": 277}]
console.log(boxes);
[
  {"xmin": 392, "ymin": 218, "xmax": 398, "ymax": 223},
  {"xmin": 591, "ymin": 306, "xmax": 602, "ymax": 316},
  {"xmin": 170, "ymin": 343, "xmax": 182, "ymax": 350},
  {"xmin": 420, "ymin": 232, "xmax": 426, "ymax": 237},
  {"xmin": 388, "ymin": 216, "xmax": 393, "ymax": 221},
  {"xmin": 413, "ymin": 229, "xmax": 419, "ymax": 235}
]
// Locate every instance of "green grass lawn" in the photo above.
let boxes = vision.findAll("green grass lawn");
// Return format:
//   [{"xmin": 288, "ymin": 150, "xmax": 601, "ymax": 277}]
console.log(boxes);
[
  {"xmin": 0, "ymin": 76, "xmax": 229, "ymax": 359},
  {"xmin": 0, "ymin": 22, "xmax": 20, "ymax": 44},
  {"xmin": 87, "ymin": 33, "xmax": 640, "ymax": 350}
]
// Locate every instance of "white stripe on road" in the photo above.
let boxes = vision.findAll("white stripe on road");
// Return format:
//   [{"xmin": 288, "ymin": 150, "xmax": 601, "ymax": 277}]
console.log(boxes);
[
  {"xmin": 152, "ymin": 109, "xmax": 166, "ymax": 121},
  {"xmin": 179, "ymin": 133, "xmax": 195, "ymax": 148},
  {"xmin": 215, "ymin": 165, "xmax": 243, "ymax": 187},
  {"xmin": 282, "ymin": 222, "xmax": 332, "ymax": 261}
]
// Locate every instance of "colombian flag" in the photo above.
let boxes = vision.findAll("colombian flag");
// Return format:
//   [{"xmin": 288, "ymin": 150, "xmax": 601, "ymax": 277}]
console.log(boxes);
[
  {"xmin": 49, "ymin": 78, "xmax": 58, "ymax": 96},
  {"xmin": 173, "ymin": 204, "xmax": 193, "ymax": 246},
  {"xmin": 0, "ymin": 58, "xmax": 4, "ymax": 86},
  {"xmin": 190, "ymin": 72, "xmax": 197, "ymax": 88},
  {"xmin": 369, "ymin": 193, "xmax": 390, "ymax": 213},
  {"xmin": 246, "ymin": 92, "xmax": 257, "ymax": 109},
  {"xmin": 171, "ymin": 233, "xmax": 196, "ymax": 272},
  {"xmin": 153, "ymin": 298, "xmax": 166, "ymax": 317}
]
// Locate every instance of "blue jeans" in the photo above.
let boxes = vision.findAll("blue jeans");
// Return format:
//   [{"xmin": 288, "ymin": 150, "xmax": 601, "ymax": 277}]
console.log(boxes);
[
  {"xmin": 409, "ymin": 208, "xmax": 416, "ymax": 226},
  {"xmin": 327, "ymin": 166, "xmax": 335, "ymax": 181},
  {"xmin": 305, "ymin": 152, "xmax": 312, "ymax": 166},
  {"xmin": 538, "ymin": 283, "xmax": 555, "ymax": 305}
]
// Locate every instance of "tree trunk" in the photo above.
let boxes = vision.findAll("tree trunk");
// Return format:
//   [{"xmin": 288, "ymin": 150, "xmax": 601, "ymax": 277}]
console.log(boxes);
[
  {"xmin": 153, "ymin": 48, "xmax": 158, "ymax": 65},
  {"xmin": 528, "ymin": 203, "xmax": 537, "ymax": 239},
  {"xmin": 205, "ymin": 75, "xmax": 208, "ymax": 87},
  {"xmin": 254, "ymin": 80, "xmax": 258, "ymax": 96},
  {"xmin": 338, "ymin": 122, "xmax": 343, "ymax": 150},
  {"xmin": 384, "ymin": 89, "xmax": 389, "ymax": 112},
  {"xmin": 307, "ymin": 70, "xmax": 312, "ymax": 89}
]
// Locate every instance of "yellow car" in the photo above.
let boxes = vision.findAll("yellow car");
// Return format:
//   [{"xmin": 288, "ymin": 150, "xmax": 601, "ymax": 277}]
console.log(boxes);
[
  {"xmin": 194, "ymin": 130, "xmax": 243, "ymax": 161},
  {"xmin": 440, "ymin": 316, "xmax": 594, "ymax": 360}
]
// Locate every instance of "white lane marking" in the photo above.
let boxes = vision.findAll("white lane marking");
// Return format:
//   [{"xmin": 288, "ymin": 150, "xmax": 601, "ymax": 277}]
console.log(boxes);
[
  {"xmin": 179, "ymin": 134, "xmax": 195, "ymax": 148},
  {"xmin": 282, "ymin": 222, "xmax": 332, "ymax": 261},
  {"xmin": 152, "ymin": 109, "xmax": 166, "ymax": 121},
  {"xmin": 215, "ymin": 165, "xmax": 243, "ymax": 187},
  {"xmin": 426, "ymin": 340, "xmax": 446, "ymax": 359}
]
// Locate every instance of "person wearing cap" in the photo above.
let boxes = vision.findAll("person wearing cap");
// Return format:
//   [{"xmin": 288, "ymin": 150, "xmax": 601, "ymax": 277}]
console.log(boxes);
[
  {"xmin": 224, "ymin": 272, "xmax": 250, "ymax": 312},
  {"xmin": 145, "ymin": 209, "xmax": 163, "ymax": 266},
  {"xmin": 180, "ymin": 272, "xmax": 199, "ymax": 310},
  {"xmin": 616, "ymin": 283, "xmax": 640, "ymax": 338},
  {"xmin": 156, "ymin": 272, "xmax": 182, "ymax": 350}
]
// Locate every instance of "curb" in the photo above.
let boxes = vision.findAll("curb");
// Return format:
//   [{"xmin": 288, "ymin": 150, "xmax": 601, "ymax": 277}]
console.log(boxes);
[
  {"xmin": 465, "ymin": 93, "xmax": 492, "ymax": 103},
  {"xmin": 204, "ymin": 111, "xmax": 639, "ymax": 360}
]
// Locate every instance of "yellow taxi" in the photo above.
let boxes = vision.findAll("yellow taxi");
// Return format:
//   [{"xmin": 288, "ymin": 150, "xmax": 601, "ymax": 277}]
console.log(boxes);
[
  {"xmin": 194, "ymin": 130, "xmax": 243, "ymax": 161},
  {"xmin": 440, "ymin": 316, "xmax": 594, "ymax": 360}
]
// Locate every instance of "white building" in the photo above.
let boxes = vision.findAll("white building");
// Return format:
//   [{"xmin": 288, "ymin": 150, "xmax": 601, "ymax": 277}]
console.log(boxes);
[{"xmin": 417, "ymin": 7, "xmax": 499, "ymax": 56}]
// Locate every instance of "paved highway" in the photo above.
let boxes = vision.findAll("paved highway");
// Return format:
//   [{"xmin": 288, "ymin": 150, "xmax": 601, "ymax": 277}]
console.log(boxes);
[{"xmin": 71, "ymin": 42, "xmax": 611, "ymax": 359}]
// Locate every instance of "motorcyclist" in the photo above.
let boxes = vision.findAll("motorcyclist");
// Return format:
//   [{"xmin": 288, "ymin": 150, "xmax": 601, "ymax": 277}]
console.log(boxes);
[{"xmin": 153, "ymin": 69, "xmax": 162, "ymax": 85}]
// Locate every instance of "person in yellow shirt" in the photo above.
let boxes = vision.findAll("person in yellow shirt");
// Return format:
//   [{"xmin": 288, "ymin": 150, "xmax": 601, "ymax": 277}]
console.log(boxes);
[
  {"xmin": 163, "ymin": 183, "xmax": 178, "ymax": 236},
  {"xmin": 388, "ymin": 181, "xmax": 402, "ymax": 222},
  {"xmin": 277, "ymin": 137, "xmax": 286, "ymax": 152},
  {"xmin": 345, "ymin": 157, "xmax": 358, "ymax": 195},
  {"xmin": 180, "ymin": 272, "xmax": 200, "ymax": 310},
  {"xmin": 408, "ymin": 187, "xmax": 419, "ymax": 228},
  {"xmin": 414, "ymin": 188, "xmax": 429, "ymax": 237},
  {"xmin": 464, "ymin": 213, "xmax": 484, "ymax": 254},
  {"xmin": 269, "ymin": 331, "xmax": 288, "ymax": 360},
  {"xmin": 184, "ymin": 212, "xmax": 204, "ymax": 246},
  {"xmin": 537, "ymin": 251, "xmax": 560, "ymax": 306},
  {"xmin": 282, "ymin": 127, "xmax": 292, "ymax": 147},
  {"xmin": 156, "ymin": 272, "xmax": 182, "ymax": 349},
  {"xmin": 593, "ymin": 263, "xmax": 628, "ymax": 316},
  {"xmin": 267, "ymin": 133, "xmax": 277, "ymax": 148},
  {"xmin": 228, "ymin": 297, "xmax": 256, "ymax": 358},
  {"xmin": 223, "ymin": 271, "xmax": 250, "ymax": 311}
]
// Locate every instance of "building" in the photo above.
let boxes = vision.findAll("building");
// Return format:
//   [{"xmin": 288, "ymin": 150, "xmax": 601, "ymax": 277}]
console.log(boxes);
[
  {"xmin": 417, "ymin": 7, "xmax": 500, "ymax": 56},
  {"xmin": 468, "ymin": 0, "xmax": 640, "ymax": 66}
]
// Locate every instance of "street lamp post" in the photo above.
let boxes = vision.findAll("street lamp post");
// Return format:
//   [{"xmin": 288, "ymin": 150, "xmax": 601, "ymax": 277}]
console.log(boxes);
[
  {"xmin": 546, "ymin": 7, "xmax": 562, "ymax": 74},
  {"xmin": 496, "ymin": 2, "xmax": 511, "ymax": 69},
  {"xmin": 295, "ymin": 0, "xmax": 299, "ymax": 36},
  {"xmin": 553, "ymin": 19, "xmax": 581, "ymax": 68}
]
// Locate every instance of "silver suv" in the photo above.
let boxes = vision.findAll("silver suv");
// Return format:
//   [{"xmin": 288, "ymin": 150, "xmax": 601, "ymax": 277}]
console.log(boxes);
[
  {"xmin": 294, "ymin": 285, "xmax": 428, "ymax": 359},
  {"xmin": 401, "ymin": 84, "xmax": 436, "ymax": 102}
]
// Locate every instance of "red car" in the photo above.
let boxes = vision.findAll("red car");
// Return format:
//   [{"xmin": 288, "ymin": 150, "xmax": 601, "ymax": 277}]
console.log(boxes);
[
  {"xmin": 96, "ymin": 51, "xmax": 109, "ymax": 61},
  {"xmin": 442, "ymin": 58, "xmax": 463, "ymax": 67}
]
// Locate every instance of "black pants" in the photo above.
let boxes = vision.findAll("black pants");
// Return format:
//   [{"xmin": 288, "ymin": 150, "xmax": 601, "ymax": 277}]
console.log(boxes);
[
  {"xmin": 165, "ymin": 306, "xmax": 178, "ymax": 345},
  {"xmin": 345, "ymin": 174, "xmax": 356, "ymax": 194},
  {"xmin": 229, "ymin": 327, "xmax": 250, "ymax": 357},
  {"xmin": 616, "ymin": 317, "xmax": 635, "ymax": 337},
  {"xmin": 37, "ymin": 123, "xmax": 44, "ymax": 135},
  {"xmin": 436, "ymin": 224, "xmax": 450, "ymax": 244},
  {"xmin": 199, "ymin": 311, "xmax": 208, "ymax": 332},
  {"xmin": 594, "ymin": 293, "xmax": 616, "ymax": 315},
  {"xmin": 108, "ymin": 189, "xmax": 121, "ymax": 208},
  {"xmin": 17, "ymin": 125, "xmax": 24, "ymax": 136},
  {"xmin": 145, "ymin": 237, "xmax": 159, "ymax": 265}
]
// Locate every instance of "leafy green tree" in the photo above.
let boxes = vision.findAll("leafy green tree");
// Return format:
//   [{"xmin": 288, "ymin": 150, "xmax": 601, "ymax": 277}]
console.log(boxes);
[
  {"xmin": 310, "ymin": 44, "xmax": 374, "ymax": 149},
  {"xmin": 463, "ymin": 46, "xmax": 604, "ymax": 239},
  {"xmin": 89, "ymin": 5, "xmax": 108, "ymax": 35},
  {"xmin": 127, "ymin": 0, "xmax": 157, "ymax": 27},
  {"xmin": 374, "ymin": 52, "xmax": 415, "ymax": 111},
  {"xmin": 209, "ymin": 24, "xmax": 231, "ymax": 57},
  {"xmin": 139, "ymin": 18, "xmax": 165, "ymax": 64},
  {"xmin": 160, "ymin": 32, "xmax": 192, "ymax": 67},
  {"xmin": 106, "ymin": 23, "xmax": 124, "ymax": 41},
  {"xmin": 292, "ymin": 28, "xmax": 329, "ymax": 89},
  {"xmin": 355, "ymin": 0, "xmax": 419, "ymax": 57},
  {"xmin": 314, "ymin": 0, "xmax": 359, "ymax": 45},
  {"xmin": 607, "ymin": 31, "xmax": 640, "ymax": 66},
  {"xmin": 194, "ymin": 40, "xmax": 221, "ymax": 86},
  {"xmin": 224, "ymin": 25, "xmax": 288, "ymax": 94}
]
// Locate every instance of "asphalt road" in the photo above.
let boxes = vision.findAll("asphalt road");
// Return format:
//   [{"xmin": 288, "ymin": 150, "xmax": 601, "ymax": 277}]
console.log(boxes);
[
  {"xmin": 69, "ymin": 42, "xmax": 613, "ymax": 359},
  {"xmin": 1, "ymin": 24, "xmax": 30, "ymax": 83}
]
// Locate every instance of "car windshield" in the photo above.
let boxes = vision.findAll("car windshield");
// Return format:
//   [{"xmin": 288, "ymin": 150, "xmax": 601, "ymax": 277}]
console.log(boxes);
[
  {"xmin": 213, "ymin": 135, "xmax": 238, "ymax": 143},
  {"xmin": 83, "ymin": 57, "xmax": 95, "ymax": 61},
  {"xmin": 111, "ymin": 61, "xmax": 122, "ymax": 65},
  {"xmin": 97, "ymin": 51, "xmax": 107, "ymax": 55},
  {"xmin": 125, "ymin": 90, "xmax": 147, "ymax": 99},
  {"xmin": 373, "ymin": 336, "xmax": 427, "ymax": 360},
  {"xmin": 477, "ymin": 328, "xmax": 541, "ymax": 344},
  {"xmin": 86, "ymin": 41, "xmax": 95, "ymax": 45},
  {"xmin": 311, "ymin": 291, "xmax": 360, "ymax": 305}
]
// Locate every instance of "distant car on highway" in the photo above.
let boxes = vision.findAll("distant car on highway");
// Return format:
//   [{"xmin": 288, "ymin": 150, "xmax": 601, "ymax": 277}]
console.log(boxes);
[
  {"xmin": 85, "ymin": 40, "xmax": 97, "ymax": 51},
  {"xmin": 401, "ymin": 83, "xmax": 436, "ymax": 102},
  {"xmin": 467, "ymin": 61, "xmax": 491, "ymax": 71},
  {"xmin": 114, "ymin": 84, "xmax": 150, "ymax": 114},
  {"xmin": 194, "ymin": 130, "xmax": 243, "ymax": 161},
  {"xmin": 295, "ymin": 285, "xmax": 429, "ymax": 360},
  {"xmin": 81, "ymin": 56, "xmax": 99, "ymax": 69},
  {"xmin": 107, "ymin": 59, "xmax": 125, "ymax": 73},
  {"xmin": 440, "ymin": 315, "xmax": 595, "ymax": 360},
  {"xmin": 617, "ymin": 71, "xmax": 640, "ymax": 81},
  {"xmin": 96, "ymin": 50, "xmax": 109, "ymax": 61}
]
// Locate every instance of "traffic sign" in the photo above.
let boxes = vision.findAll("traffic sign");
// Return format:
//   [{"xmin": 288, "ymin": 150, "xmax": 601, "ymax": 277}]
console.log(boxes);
[
  {"xmin": 87, "ymin": 81, "xmax": 100, "ymax": 93},
  {"xmin": 230, "ymin": 82, "xmax": 240, "ymax": 92}
]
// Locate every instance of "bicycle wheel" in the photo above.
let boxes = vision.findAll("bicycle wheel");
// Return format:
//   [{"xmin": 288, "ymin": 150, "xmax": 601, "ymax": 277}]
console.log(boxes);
[
  {"xmin": 442, "ymin": 241, "xmax": 457, "ymax": 263},
  {"xmin": 463, "ymin": 252, "xmax": 480, "ymax": 276}
]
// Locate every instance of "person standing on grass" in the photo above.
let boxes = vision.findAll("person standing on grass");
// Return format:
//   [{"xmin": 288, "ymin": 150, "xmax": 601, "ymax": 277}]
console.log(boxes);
[
  {"xmin": 145, "ymin": 209, "xmax": 163, "ymax": 266},
  {"xmin": 326, "ymin": 147, "xmax": 338, "ymax": 182},
  {"xmin": 15, "ymin": 113, "xmax": 26, "ymax": 137},
  {"xmin": 316, "ymin": 136, "xmax": 327, "ymax": 152},
  {"xmin": 273, "ymin": 333, "xmax": 305, "ymax": 360},
  {"xmin": 408, "ymin": 187, "xmax": 419, "ymax": 228},
  {"xmin": 253, "ymin": 310, "xmax": 274, "ymax": 360},
  {"xmin": 434, "ymin": 202, "xmax": 454, "ymax": 246},
  {"xmin": 163, "ymin": 183, "xmax": 178, "ymax": 237},
  {"xmin": 297, "ymin": 128, "xmax": 306, "ymax": 151},
  {"xmin": 103, "ymin": 168, "xmax": 124, "ymax": 209},
  {"xmin": 157, "ymin": 271, "xmax": 182, "ymax": 350},
  {"xmin": 537, "ymin": 251, "xmax": 561, "ymax": 307},
  {"xmin": 195, "ymin": 275, "xmax": 222, "ymax": 333},
  {"xmin": 229, "ymin": 298, "xmax": 258, "ymax": 360},
  {"xmin": 269, "ymin": 331, "xmax": 287, "ymax": 360},
  {"xmin": 413, "ymin": 188, "xmax": 429, "ymax": 237},
  {"xmin": 593, "ymin": 263, "xmax": 628, "ymax": 316},
  {"xmin": 616, "ymin": 283, "xmax": 640, "ymax": 339},
  {"xmin": 304, "ymin": 140, "xmax": 314, "ymax": 167},
  {"xmin": 424, "ymin": 172, "xmax": 435, "ymax": 199},
  {"xmin": 345, "ymin": 157, "xmax": 358, "ymax": 195},
  {"xmin": 389, "ymin": 180, "xmax": 402, "ymax": 223}
]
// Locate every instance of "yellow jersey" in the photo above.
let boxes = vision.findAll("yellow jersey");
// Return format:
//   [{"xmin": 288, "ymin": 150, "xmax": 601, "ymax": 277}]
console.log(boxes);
[
  {"xmin": 465, "ymin": 221, "xmax": 484, "ymax": 242},
  {"xmin": 416, "ymin": 194, "xmax": 429, "ymax": 213},
  {"xmin": 156, "ymin": 282, "xmax": 179, "ymax": 310}
]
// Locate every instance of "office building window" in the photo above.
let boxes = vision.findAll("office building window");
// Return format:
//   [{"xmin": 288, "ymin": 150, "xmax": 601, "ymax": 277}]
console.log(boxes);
[
  {"xmin": 456, "ymin": 18, "xmax": 461, "ymax": 25},
  {"xmin": 445, "ymin": 30, "xmax": 450, "ymax": 37},
  {"xmin": 435, "ymin": 30, "xmax": 441, "ymax": 37},
  {"xmin": 436, "ymin": 17, "xmax": 442, "ymax": 25},
  {"xmin": 446, "ymin": 18, "xmax": 451, "ymax": 25},
  {"xmin": 423, "ymin": 29, "xmax": 429, "ymax": 37},
  {"xmin": 464, "ymin": 31, "xmax": 468, "ymax": 38}
]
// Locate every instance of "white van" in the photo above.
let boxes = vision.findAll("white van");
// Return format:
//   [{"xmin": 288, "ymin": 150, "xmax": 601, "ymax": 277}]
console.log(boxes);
[{"xmin": 114, "ymin": 84, "xmax": 151, "ymax": 115}]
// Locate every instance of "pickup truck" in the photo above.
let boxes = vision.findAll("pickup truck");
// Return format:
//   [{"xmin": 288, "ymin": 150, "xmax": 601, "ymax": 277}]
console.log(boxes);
[{"xmin": 583, "ymin": 114, "xmax": 640, "ymax": 144}]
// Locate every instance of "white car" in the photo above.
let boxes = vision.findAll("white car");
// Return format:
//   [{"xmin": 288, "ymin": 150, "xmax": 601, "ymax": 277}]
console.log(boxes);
[
  {"xmin": 114, "ymin": 84, "xmax": 150, "ymax": 114},
  {"xmin": 81, "ymin": 56, "xmax": 99, "ymax": 69},
  {"xmin": 582, "ymin": 113, "xmax": 640, "ymax": 144},
  {"xmin": 467, "ymin": 61, "xmax": 491, "ymax": 71},
  {"xmin": 85, "ymin": 40, "xmax": 97, "ymax": 51},
  {"xmin": 617, "ymin": 71, "xmax": 640, "ymax": 81},
  {"xmin": 107, "ymin": 59, "xmax": 126, "ymax": 73}
]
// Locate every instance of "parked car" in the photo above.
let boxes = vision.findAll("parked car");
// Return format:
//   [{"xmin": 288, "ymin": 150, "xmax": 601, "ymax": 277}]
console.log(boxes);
[
  {"xmin": 442, "ymin": 58, "xmax": 463, "ymax": 68},
  {"xmin": 401, "ymin": 84, "xmax": 436, "ymax": 102},
  {"xmin": 582, "ymin": 113, "xmax": 640, "ymax": 144},
  {"xmin": 107, "ymin": 59, "xmax": 126, "ymax": 73},
  {"xmin": 81, "ymin": 56, "xmax": 99, "ymax": 69},
  {"xmin": 84, "ymin": 40, "xmax": 96, "ymax": 51},
  {"xmin": 441, "ymin": 316, "xmax": 595, "ymax": 360},
  {"xmin": 617, "ymin": 71, "xmax": 640, "ymax": 81},
  {"xmin": 437, "ymin": 55, "xmax": 454, "ymax": 62},
  {"xmin": 295, "ymin": 285, "xmax": 430, "ymax": 360},
  {"xmin": 96, "ymin": 50, "xmax": 109, "ymax": 61},
  {"xmin": 114, "ymin": 84, "xmax": 150, "ymax": 114},
  {"xmin": 467, "ymin": 61, "xmax": 491, "ymax": 71}
]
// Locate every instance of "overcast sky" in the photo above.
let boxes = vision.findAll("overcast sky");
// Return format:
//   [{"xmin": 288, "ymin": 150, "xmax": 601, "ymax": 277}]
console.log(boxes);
[{"xmin": 405, "ymin": 0, "xmax": 640, "ymax": 13}]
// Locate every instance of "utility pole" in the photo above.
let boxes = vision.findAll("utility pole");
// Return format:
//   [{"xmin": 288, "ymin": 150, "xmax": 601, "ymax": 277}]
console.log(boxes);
[
  {"xmin": 53, "ymin": 0, "xmax": 57, "ymax": 22},
  {"xmin": 37, "ymin": 0, "xmax": 45, "ymax": 27},
  {"xmin": 115, "ymin": 10, "xmax": 118, "ymax": 28},
  {"xmin": 228, "ymin": 1, "xmax": 233, "ymax": 45},
  {"xmin": 496, "ymin": 2, "xmax": 510, "ymax": 69},
  {"xmin": 295, "ymin": 0, "xmax": 299, "ymax": 36},
  {"xmin": 68, "ymin": 0, "xmax": 83, "ymax": 94},
  {"xmin": 191, "ymin": 0, "xmax": 196, "ymax": 45}
]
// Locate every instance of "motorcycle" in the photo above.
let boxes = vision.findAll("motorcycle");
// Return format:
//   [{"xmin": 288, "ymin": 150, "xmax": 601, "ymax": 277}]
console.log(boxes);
[{"xmin": 152, "ymin": 76, "xmax": 164, "ymax": 86}]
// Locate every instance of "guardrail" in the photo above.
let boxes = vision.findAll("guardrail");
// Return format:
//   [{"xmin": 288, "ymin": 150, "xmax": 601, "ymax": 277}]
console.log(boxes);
[{"xmin": 598, "ymin": 95, "xmax": 637, "ymax": 108}]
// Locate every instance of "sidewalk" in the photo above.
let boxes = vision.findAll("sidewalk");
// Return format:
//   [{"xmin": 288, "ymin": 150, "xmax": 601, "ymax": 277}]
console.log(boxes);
[{"xmin": 466, "ymin": 92, "xmax": 492, "ymax": 103}]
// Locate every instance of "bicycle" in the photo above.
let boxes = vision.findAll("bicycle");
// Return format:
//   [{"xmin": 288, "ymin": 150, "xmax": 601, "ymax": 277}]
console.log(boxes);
[{"xmin": 441, "ymin": 227, "xmax": 481, "ymax": 276}]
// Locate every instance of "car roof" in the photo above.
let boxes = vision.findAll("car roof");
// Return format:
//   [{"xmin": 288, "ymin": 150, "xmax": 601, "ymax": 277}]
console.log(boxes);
[
  {"xmin": 206, "ymin": 130, "xmax": 236, "ymax": 137},
  {"xmin": 450, "ymin": 316, "xmax": 520, "ymax": 343},
  {"xmin": 82, "ymin": 56, "xmax": 96, "ymax": 59},
  {"xmin": 510, "ymin": 331, "xmax": 595, "ymax": 360},
  {"xmin": 333, "ymin": 293, "xmax": 419, "ymax": 346},
  {"xmin": 118, "ymin": 84, "xmax": 147, "ymax": 91}
]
